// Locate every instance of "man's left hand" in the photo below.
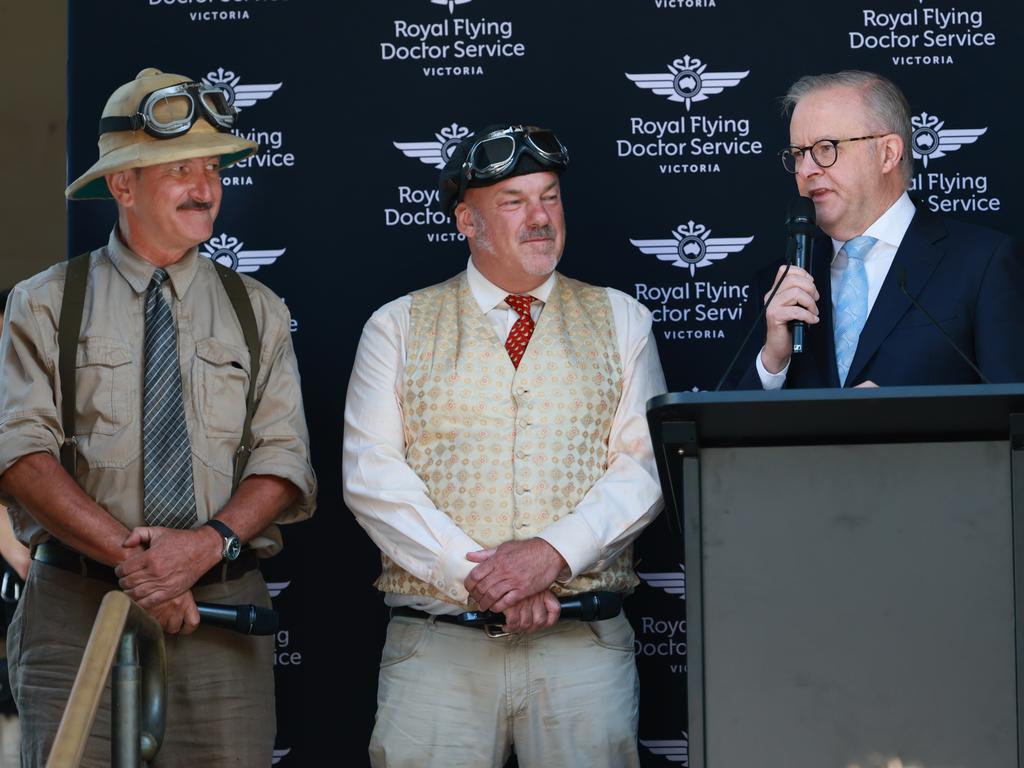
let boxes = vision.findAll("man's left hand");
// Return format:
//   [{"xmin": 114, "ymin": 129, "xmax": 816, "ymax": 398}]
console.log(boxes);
[
  {"xmin": 500, "ymin": 590, "xmax": 561, "ymax": 634},
  {"xmin": 115, "ymin": 526, "xmax": 221, "ymax": 608},
  {"xmin": 465, "ymin": 537, "xmax": 568, "ymax": 612},
  {"xmin": 145, "ymin": 590, "xmax": 202, "ymax": 636}
]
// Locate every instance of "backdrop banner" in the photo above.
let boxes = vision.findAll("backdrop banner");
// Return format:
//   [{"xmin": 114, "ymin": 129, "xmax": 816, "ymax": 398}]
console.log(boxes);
[{"xmin": 65, "ymin": 1, "xmax": 1020, "ymax": 764}]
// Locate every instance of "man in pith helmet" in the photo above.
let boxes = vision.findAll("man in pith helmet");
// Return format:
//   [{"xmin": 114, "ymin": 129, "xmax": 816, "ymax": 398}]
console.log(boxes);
[{"xmin": 0, "ymin": 67, "xmax": 316, "ymax": 765}]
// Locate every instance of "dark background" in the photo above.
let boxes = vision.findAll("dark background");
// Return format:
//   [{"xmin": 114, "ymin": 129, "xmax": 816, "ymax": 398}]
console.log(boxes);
[{"xmin": 66, "ymin": 1, "xmax": 1019, "ymax": 764}]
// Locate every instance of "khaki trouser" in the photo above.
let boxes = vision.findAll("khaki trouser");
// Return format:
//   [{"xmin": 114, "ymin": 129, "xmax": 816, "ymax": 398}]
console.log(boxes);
[
  {"xmin": 370, "ymin": 612, "xmax": 641, "ymax": 768},
  {"xmin": 8, "ymin": 560, "xmax": 276, "ymax": 767}
]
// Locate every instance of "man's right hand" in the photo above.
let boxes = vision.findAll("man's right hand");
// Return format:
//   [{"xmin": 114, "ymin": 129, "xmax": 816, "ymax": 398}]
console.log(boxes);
[
  {"xmin": 761, "ymin": 264, "xmax": 820, "ymax": 374},
  {"xmin": 145, "ymin": 590, "xmax": 201, "ymax": 635}
]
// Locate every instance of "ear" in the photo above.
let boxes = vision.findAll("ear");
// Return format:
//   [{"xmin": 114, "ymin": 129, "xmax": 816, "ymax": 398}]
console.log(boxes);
[
  {"xmin": 879, "ymin": 133, "xmax": 904, "ymax": 176},
  {"xmin": 454, "ymin": 202, "xmax": 475, "ymax": 238},
  {"xmin": 105, "ymin": 170, "xmax": 135, "ymax": 206}
]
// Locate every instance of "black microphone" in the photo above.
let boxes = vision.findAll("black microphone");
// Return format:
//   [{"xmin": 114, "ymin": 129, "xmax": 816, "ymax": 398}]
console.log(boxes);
[
  {"xmin": 556, "ymin": 591, "xmax": 622, "ymax": 621},
  {"xmin": 786, "ymin": 196, "xmax": 816, "ymax": 354},
  {"xmin": 196, "ymin": 602, "xmax": 280, "ymax": 635},
  {"xmin": 712, "ymin": 198, "xmax": 816, "ymax": 391},
  {"xmin": 896, "ymin": 268, "xmax": 990, "ymax": 384},
  {"xmin": 455, "ymin": 592, "xmax": 623, "ymax": 627}
]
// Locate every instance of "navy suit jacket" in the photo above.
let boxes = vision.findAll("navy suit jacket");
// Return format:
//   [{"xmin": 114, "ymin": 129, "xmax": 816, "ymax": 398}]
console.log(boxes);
[{"xmin": 731, "ymin": 204, "xmax": 1024, "ymax": 389}]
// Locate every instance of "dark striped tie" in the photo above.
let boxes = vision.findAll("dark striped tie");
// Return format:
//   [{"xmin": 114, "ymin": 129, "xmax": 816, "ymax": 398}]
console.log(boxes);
[{"xmin": 142, "ymin": 268, "xmax": 197, "ymax": 529}]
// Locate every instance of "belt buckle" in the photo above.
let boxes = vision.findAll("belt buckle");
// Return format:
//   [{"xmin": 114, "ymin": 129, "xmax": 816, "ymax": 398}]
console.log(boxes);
[{"xmin": 484, "ymin": 623, "xmax": 510, "ymax": 639}]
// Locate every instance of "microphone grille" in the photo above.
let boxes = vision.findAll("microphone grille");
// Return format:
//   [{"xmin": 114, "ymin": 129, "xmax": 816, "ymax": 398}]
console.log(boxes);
[{"xmin": 787, "ymin": 196, "xmax": 816, "ymax": 225}]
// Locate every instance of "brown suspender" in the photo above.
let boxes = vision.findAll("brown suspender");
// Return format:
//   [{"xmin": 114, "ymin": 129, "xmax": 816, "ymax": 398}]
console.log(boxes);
[
  {"xmin": 58, "ymin": 253, "xmax": 261, "ymax": 490},
  {"xmin": 57, "ymin": 253, "xmax": 90, "ymax": 476},
  {"xmin": 211, "ymin": 262, "xmax": 261, "ymax": 489}
]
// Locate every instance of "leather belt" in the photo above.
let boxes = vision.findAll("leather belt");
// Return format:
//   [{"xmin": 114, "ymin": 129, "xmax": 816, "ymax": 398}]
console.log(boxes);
[
  {"xmin": 390, "ymin": 607, "xmax": 515, "ymax": 638},
  {"xmin": 31, "ymin": 540, "xmax": 259, "ymax": 588},
  {"xmin": 391, "ymin": 591, "xmax": 624, "ymax": 639},
  {"xmin": 392, "ymin": 607, "xmax": 480, "ymax": 626}
]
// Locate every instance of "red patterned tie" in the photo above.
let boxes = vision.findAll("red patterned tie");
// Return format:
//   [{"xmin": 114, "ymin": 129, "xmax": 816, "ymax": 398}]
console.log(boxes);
[{"xmin": 504, "ymin": 294, "xmax": 535, "ymax": 368}]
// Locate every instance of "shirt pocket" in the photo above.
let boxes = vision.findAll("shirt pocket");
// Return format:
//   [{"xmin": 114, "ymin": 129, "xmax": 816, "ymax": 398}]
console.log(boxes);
[
  {"xmin": 74, "ymin": 337, "xmax": 135, "ymax": 436},
  {"xmin": 192, "ymin": 337, "xmax": 251, "ymax": 437}
]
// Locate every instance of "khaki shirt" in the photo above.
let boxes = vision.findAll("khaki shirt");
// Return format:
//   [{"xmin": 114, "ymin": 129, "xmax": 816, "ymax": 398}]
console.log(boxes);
[{"xmin": 0, "ymin": 230, "xmax": 316, "ymax": 555}]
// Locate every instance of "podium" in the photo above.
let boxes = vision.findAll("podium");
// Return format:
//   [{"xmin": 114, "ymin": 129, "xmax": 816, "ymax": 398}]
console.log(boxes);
[{"xmin": 647, "ymin": 384, "xmax": 1024, "ymax": 768}]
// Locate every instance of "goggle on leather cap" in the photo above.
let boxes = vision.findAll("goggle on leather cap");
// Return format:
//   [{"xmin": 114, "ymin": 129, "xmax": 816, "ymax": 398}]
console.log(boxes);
[{"xmin": 438, "ymin": 124, "xmax": 569, "ymax": 217}]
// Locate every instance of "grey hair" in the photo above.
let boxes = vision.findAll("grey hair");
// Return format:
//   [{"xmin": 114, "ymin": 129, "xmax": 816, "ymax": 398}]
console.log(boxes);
[
  {"xmin": 466, "ymin": 202, "xmax": 495, "ymax": 255},
  {"xmin": 782, "ymin": 70, "xmax": 913, "ymax": 187}
]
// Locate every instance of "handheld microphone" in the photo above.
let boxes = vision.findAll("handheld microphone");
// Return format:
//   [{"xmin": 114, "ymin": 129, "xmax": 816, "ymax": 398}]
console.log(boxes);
[
  {"xmin": 786, "ymin": 197, "xmax": 816, "ymax": 354},
  {"xmin": 455, "ymin": 592, "xmax": 623, "ymax": 627},
  {"xmin": 556, "ymin": 592, "xmax": 623, "ymax": 621},
  {"xmin": 196, "ymin": 602, "xmax": 280, "ymax": 635},
  {"xmin": 713, "ymin": 198, "xmax": 815, "ymax": 390},
  {"xmin": 896, "ymin": 268, "xmax": 990, "ymax": 384}
]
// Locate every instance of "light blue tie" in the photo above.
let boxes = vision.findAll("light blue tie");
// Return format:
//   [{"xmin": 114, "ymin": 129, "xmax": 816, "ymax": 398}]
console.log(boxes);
[
  {"xmin": 142, "ymin": 268, "xmax": 198, "ymax": 529},
  {"xmin": 833, "ymin": 236, "xmax": 877, "ymax": 386}
]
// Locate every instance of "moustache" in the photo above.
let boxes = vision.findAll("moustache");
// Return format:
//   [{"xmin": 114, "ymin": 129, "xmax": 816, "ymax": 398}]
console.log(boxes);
[
  {"xmin": 178, "ymin": 199, "xmax": 214, "ymax": 211},
  {"xmin": 518, "ymin": 225, "xmax": 556, "ymax": 243}
]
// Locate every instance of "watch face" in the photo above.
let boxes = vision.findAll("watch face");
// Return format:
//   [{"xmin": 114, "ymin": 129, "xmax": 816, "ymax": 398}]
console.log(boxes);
[{"xmin": 225, "ymin": 537, "xmax": 242, "ymax": 561}]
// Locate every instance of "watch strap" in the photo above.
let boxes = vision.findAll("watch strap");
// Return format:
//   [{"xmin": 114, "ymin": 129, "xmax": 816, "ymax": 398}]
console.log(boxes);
[{"xmin": 204, "ymin": 519, "xmax": 240, "ymax": 560}]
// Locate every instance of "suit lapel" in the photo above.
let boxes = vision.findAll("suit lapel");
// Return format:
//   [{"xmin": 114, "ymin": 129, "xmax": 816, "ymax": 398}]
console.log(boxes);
[{"xmin": 845, "ymin": 206, "xmax": 946, "ymax": 385}]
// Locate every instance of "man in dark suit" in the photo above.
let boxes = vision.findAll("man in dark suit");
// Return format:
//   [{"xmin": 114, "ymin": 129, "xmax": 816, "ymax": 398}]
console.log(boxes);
[{"xmin": 734, "ymin": 70, "xmax": 1024, "ymax": 390}]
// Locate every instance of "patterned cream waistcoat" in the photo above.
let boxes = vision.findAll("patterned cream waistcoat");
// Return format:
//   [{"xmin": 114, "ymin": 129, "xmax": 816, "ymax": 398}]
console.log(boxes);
[{"xmin": 375, "ymin": 271, "xmax": 639, "ymax": 608}]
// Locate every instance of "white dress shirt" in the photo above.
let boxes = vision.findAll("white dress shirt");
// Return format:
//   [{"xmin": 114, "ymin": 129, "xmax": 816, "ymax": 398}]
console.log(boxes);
[
  {"xmin": 343, "ymin": 258, "xmax": 667, "ymax": 612},
  {"xmin": 757, "ymin": 192, "xmax": 917, "ymax": 389}
]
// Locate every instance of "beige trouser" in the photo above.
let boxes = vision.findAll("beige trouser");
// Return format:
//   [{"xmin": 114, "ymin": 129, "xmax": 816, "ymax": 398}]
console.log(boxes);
[
  {"xmin": 8, "ymin": 560, "xmax": 276, "ymax": 768},
  {"xmin": 369, "ymin": 612, "xmax": 641, "ymax": 768}
]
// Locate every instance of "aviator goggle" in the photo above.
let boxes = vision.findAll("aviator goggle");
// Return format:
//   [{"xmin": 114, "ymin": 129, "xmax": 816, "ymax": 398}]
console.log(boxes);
[
  {"xmin": 98, "ymin": 81, "xmax": 237, "ymax": 139},
  {"xmin": 462, "ymin": 125, "xmax": 569, "ymax": 182}
]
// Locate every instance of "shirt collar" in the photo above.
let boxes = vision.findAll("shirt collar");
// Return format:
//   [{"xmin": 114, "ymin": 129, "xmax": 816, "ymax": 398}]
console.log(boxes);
[
  {"xmin": 830, "ymin": 191, "xmax": 916, "ymax": 263},
  {"xmin": 465, "ymin": 257, "xmax": 557, "ymax": 314},
  {"xmin": 106, "ymin": 227, "xmax": 201, "ymax": 298}
]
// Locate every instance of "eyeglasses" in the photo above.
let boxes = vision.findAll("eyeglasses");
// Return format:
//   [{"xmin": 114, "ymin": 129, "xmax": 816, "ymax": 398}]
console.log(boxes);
[
  {"xmin": 462, "ymin": 125, "xmax": 569, "ymax": 182},
  {"xmin": 98, "ymin": 81, "xmax": 237, "ymax": 139},
  {"xmin": 778, "ymin": 134, "xmax": 886, "ymax": 173}
]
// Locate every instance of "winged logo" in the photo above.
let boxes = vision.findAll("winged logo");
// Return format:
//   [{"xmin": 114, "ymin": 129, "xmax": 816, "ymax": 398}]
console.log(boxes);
[
  {"xmin": 267, "ymin": 580, "xmax": 292, "ymax": 599},
  {"xmin": 394, "ymin": 123, "xmax": 472, "ymax": 169},
  {"xmin": 641, "ymin": 733, "xmax": 689, "ymax": 765},
  {"xmin": 431, "ymin": 0, "xmax": 472, "ymax": 11},
  {"xmin": 203, "ymin": 67, "xmax": 283, "ymax": 111},
  {"xmin": 271, "ymin": 748, "xmax": 291, "ymax": 765},
  {"xmin": 626, "ymin": 55, "xmax": 748, "ymax": 111},
  {"xmin": 631, "ymin": 222, "xmax": 753, "ymax": 277},
  {"xmin": 910, "ymin": 112, "xmax": 986, "ymax": 167},
  {"xmin": 637, "ymin": 564, "xmax": 686, "ymax": 600},
  {"xmin": 202, "ymin": 234, "xmax": 286, "ymax": 274}
]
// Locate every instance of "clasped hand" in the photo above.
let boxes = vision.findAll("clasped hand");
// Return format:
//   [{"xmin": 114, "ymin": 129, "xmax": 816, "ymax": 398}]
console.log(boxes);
[
  {"xmin": 115, "ymin": 525, "xmax": 220, "ymax": 635},
  {"xmin": 464, "ymin": 538, "xmax": 568, "ymax": 634}
]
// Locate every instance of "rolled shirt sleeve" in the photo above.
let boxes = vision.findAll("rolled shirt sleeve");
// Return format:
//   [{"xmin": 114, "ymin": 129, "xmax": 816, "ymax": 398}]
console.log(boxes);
[
  {"xmin": 0, "ymin": 276, "xmax": 65, "ymax": 502},
  {"xmin": 241, "ymin": 286, "xmax": 317, "ymax": 524}
]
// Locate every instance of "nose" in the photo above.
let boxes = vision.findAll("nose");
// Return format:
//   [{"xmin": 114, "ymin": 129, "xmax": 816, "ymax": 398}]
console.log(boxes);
[
  {"xmin": 795, "ymin": 149, "xmax": 821, "ymax": 179},
  {"xmin": 191, "ymin": 168, "xmax": 215, "ymax": 201},
  {"xmin": 526, "ymin": 197, "xmax": 551, "ymax": 226}
]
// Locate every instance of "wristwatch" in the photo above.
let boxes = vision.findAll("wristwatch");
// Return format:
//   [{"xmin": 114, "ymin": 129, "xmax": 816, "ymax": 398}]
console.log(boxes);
[{"xmin": 205, "ymin": 519, "xmax": 241, "ymax": 561}]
